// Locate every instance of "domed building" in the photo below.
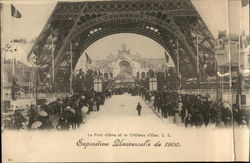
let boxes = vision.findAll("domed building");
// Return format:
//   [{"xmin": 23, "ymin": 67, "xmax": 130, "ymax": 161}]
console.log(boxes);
[
  {"xmin": 110, "ymin": 44, "xmax": 142, "ymax": 79},
  {"xmin": 91, "ymin": 44, "xmax": 170, "ymax": 83}
]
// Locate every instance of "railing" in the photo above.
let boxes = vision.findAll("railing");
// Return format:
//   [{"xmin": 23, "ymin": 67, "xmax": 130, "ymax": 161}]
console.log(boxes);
[
  {"xmin": 3, "ymin": 92, "xmax": 73, "ymax": 100},
  {"xmin": 180, "ymin": 89, "xmax": 250, "ymax": 95}
]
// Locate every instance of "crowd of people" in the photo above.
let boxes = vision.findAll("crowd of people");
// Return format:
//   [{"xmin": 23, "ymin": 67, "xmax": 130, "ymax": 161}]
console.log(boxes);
[
  {"xmin": 3, "ymin": 89, "xmax": 112, "ymax": 130},
  {"xmin": 3, "ymin": 85, "xmax": 250, "ymax": 130},
  {"xmin": 141, "ymin": 90, "xmax": 250, "ymax": 128}
]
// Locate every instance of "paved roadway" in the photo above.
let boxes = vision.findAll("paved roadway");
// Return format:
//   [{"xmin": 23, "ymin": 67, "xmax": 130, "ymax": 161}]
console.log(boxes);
[{"xmin": 80, "ymin": 93, "xmax": 169, "ymax": 132}]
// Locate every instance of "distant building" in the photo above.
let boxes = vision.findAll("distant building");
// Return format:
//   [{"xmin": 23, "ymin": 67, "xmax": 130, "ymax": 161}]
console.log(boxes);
[
  {"xmin": 2, "ymin": 59, "xmax": 35, "ymax": 99},
  {"xmin": 215, "ymin": 33, "xmax": 250, "ymax": 85},
  {"xmin": 214, "ymin": 32, "xmax": 250, "ymax": 107},
  {"xmin": 90, "ymin": 44, "xmax": 173, "ymax": 81}
]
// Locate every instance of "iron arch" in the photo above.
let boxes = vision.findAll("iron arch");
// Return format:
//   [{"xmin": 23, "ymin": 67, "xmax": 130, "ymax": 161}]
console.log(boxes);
[
  {"xmin": 53, "ymin": 13, "xmax": 205, "ymax": 85},
  {"xmin": 54, "ymin": 13, "xmax": 197, "ymax": 67},
  {"xmin": 57, "ymin": 26, "xmax": 197, "ymax": 85},
  {"xmin": 27, "ymin": 0, "xmax": 217, "ymax": 89}
]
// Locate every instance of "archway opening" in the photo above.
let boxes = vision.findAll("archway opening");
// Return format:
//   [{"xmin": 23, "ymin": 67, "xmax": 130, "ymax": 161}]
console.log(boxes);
[
  {"xmin": 119, "ymin": 61, "xmax": 132, "ymax": 75},
  {"xmin": 74, "ymin": 33, "xmax": 175, "ymax": 75},
  {"xmin": 72, "ymin": 33, "xmax": 177, "ymax": 92}
]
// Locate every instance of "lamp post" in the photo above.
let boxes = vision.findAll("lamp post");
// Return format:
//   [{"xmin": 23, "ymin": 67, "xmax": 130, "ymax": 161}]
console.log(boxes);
[
  {"xmin": 149, "ymin": 77, "xmax": 157, "ymax": 91},
  {"xmin": 215, "ymin": 60, "xmax": 220, "ymax": 105},
  {"xmin": 35, "ymin": 52, "xmax": 40, "ymax": 109},
  {"xmin": 94, "ymin": 78, "xmax": 102, "ymax": 92}
]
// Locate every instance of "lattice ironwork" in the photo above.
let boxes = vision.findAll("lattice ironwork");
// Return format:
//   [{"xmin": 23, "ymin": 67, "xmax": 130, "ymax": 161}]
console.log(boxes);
[{"xmin": 28, "ymin": 0, "xmax": 216, "ymax": 91}]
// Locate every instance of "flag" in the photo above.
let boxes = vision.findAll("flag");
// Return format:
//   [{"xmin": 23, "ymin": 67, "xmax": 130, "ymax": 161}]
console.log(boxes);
[
  {"xmin": 165, "ymin": 51, "xmax": 169, "ymax": 63},
  {"xmin": 11, "ymin": 4, "xmax": 22, "ymax": 18},
  {"xmin": 85, "ymin": 53, "xmax": 92, "ymax": 64},
  {"xmin": 12, "ymin": 76, "xmax": 19, "ymax": 100},
  {"xmin": 242, "ymin": 0, "xmax": 249, "ymax": 7}
]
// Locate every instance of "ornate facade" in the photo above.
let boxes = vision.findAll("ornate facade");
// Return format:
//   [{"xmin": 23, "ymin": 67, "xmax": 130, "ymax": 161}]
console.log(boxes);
[{"xmin": 88, "ymin": 44, "xmax": 169, "ymax": 81}]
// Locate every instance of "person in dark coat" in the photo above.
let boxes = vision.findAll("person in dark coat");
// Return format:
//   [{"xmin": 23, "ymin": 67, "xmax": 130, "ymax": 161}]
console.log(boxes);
[
  {"xmin": 216, "ymin": 106, "xmax": 223, "ymax": 127},
  {"xmin": 136, "ymin": 102, "xmax": 142, "ymax": 116},
  {"xmin": 210, "ymin": 103, "xmax": 217, "ymax": 124},
  {"xmin": 63, "ymin": 106, "xmax": 75, "ymax": 129},
  {"xmin": 57, "ymin": 116, "xmax": 70, "ymax": 130},
  {"xmin": 202, "ymin": 101, "xmax": 211, "ymax": 127},
  {"xmin": 161, "ymin": 102, "xmax": 166, "ymax": 117},
  {"xmin": 74, "ymin": 106, "xmax": 83, "ymax": 128},
  {"xmin": 232, "ymin": 104, "xmax": 240, "ymax": 125},
  {"xmin": 222, "ymin": 107, "xmax": 232, "ymax": 127},
  {"xmin": 203, "ymin": 109, "xmax": 210, "ymax": 127},
  {"xmin": 28, "ymin": 105, "xmax": 37, "ymax": 129},
  {"xmin": 87, "ymin": 99, "xmax": 94, "ymax": 114},
  {"xmin": 154, "ymin": 97, "xmax": 159, "ymax": 111},
  {"xmin": 96, "ymin": 97, "xmax": 101, "ymax": 111},
  {"xmin": 238, "ymin": 108, "xmax": 249, "ymax": 126},
  {"xmin": 38, "ymin": 114, "xmax": 53, "ymax": 130},
  {"xmin": 184, "ymin": 113, "xmax": 193, "ymax": 127},
  {"xmin": 13, "ymin": 110, "xmax": 26, "ymax": 130}
]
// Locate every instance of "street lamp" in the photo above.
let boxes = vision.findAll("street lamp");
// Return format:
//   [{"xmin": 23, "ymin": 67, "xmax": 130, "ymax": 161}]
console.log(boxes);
[
  {"xmin": 149, "ymin": 77, "xmax": 157, "ymax": 91},
  {"xmin": 94, "ymin": 78, "xmax": 102, "ymax": 92}
]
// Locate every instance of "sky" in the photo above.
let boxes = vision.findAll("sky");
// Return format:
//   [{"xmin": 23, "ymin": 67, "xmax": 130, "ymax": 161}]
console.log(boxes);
[{"xmin": 1, "ymin": 0, "xmax": 249, "ymax": 62}]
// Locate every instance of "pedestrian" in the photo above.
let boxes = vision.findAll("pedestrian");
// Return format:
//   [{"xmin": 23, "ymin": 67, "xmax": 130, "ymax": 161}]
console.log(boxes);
[
  {"xmin": 13, "ymin": 110, "xmax": 26, "ymax": 130},
  {"xmin": 27, "ymin": 105, "xmax": 37, "ymax": 129},
  {"xmin": 216, "ymin": 106, "xmax": 223, "ymax": 127},
  {"xmin": 74, "ymin": 107, "xmax": 83, "ymax": 128},
  {"xmin": 57, "ymin": 116, "xmax": 70, "ymax": 130},
  {"xmin": 222, "ymin": 107, "xmax": 232, "ymax": 127},
  {"xmin": 210, "ymin": 103, "xmax": 217, "ymax": 124},
  {"xmin": 184, "ymin": 113, "xmax": 193, "ymax": 127},
  {"xmin": 96, "ymin": 97, "xmax": 101, "ymax": 111},
  {"xmin": 173, "ymin": 100, "xmax": 182, "ymax": 124},
  {"xmin": 136, "ymin": 102, "xmax": 142, "ymax": 116}
]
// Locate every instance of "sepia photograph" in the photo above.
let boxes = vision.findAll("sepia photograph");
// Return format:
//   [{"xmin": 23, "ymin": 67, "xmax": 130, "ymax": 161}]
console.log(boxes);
[{"xmin": 1, "ymin": 0, "xmax": 250, "ymax": 162}]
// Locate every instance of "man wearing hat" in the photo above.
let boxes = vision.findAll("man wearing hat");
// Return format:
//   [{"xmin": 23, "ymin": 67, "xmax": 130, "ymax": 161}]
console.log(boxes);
[{"xmin": 136, "ymin": 102, "xmax": 142, "ymax": 116}]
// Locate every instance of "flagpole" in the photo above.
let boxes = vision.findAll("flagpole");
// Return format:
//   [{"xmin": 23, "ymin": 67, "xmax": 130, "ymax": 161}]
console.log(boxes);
[
  {"xmin": 215, "ymin": 60, "xmax": 220, "ymax": 104},
  {"xmin": 227, "ymin": 0, "xmax": 232, "ymax": 105},
  {"xmin": 164, "ymin": 51, "xmax": 169, "ymax": 90},
  {"xmin": 165, "ymin": 60, "xmax": 168, "ymax": 90},
  {"xmin": 13, "ymin": 44, "xmax": 16, "ymax": 111},
  {"xmin": 10, "ymin": 5, "xmax": 16, "ymax": 111},
  {"xmin": 9, "ymin": 4, "xmax": 23, "ymax": 110},
  {"xmin": 35, "ymin": 50, "xmax": 38, "ymax": 109},
  {"xmin": 177, "ymin": 39, "xmax": 180, "ymax": 92},
  {"xmin": 29, "ymin": 71, "xmax": 31, "ymax": 96},
  {"xmin": 196, "ymin": 27, "xmax": 200, "ymax": 95},
  {"xmin": 70, "ymin": 41, "xmax": 73, "ymax": 94},
  {"xmin": 52, "ymin": 28, "xmax": 55, "ymax": 96},
  {"xmin": 177, "ymin": 39, "xmax": 179, "ymax": 77},
  {"xmin": 238, "ymin": 0, "xmax": 242, "ymax": 109},
  {"xmin": 164, "ymin": 58, "xmax": 168, "ymax": 90}
]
